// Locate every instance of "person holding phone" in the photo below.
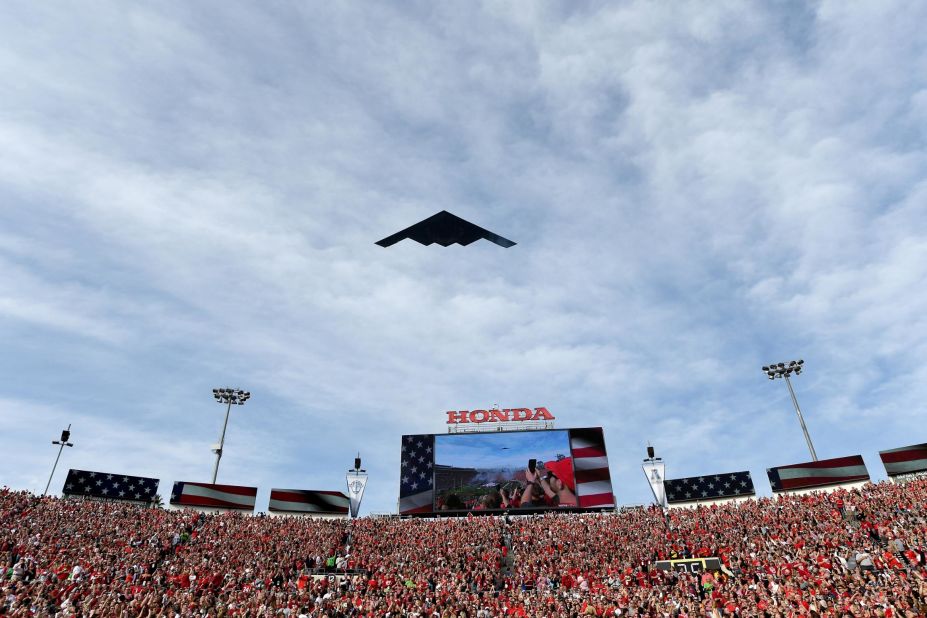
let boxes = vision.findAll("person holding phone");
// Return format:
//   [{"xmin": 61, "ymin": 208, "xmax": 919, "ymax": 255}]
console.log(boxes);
[
  {"xmin": 520, "ymin": 460, "xmax": 549, "ymax": 508},
  {"xmin": 498, "ymin": 483, "xmax": 520, "ymax": 509},
  {"xmin": 520, "ymin": 458, "xmax": 577, "ymax": 507}
]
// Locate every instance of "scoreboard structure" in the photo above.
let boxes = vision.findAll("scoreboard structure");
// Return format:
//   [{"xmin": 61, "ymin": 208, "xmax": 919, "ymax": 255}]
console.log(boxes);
[{"xmin": 399, "ymin": 425, "xmax": 614, "ymax": 515}]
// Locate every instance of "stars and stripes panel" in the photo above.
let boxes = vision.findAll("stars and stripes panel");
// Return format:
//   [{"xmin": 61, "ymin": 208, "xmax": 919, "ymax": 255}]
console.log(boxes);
[
  {"xmin": 767, "ymin": 455, "xmax": 869, "ymax": 492},
  {"xmin": 663, "ymin": 471, "xmax": 754, "ymax": 504},
  {"xmin": 879, "ymin": 443, "xmax": 927, "ymax": 477},
  {"xmin": 268, "ymin": 489, "xmax": 349, "ymax": 514},
  {"xmin": 399, "ymin": 434, "xmax": 435, "ymax": 514},
  {"xmin": 62, "ymin": 469, "xmax": 159, "ymax": 503},
  {"xmin": 170, "ymin": 481, "xmax": 257, "ymax": 511},
  {"xmin": 569, "ymin": 428, "xmax": 615, "ymax": 508}
]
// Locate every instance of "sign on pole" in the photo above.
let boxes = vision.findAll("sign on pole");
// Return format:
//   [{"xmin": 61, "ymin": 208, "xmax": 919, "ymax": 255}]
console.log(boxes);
[
  {"xmin": 642, "ymin": 457, "xmax": 666, "ymax": 508},
  {"xmin": 346, "ymin": 470, "xmax": 368, "ymax": 517}
]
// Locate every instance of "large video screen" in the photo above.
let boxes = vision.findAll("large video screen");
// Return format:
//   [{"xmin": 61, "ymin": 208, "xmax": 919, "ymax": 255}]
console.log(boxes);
[{"xmin": 398, "ymin": 427, "xmax": 614, "ymax": 515}]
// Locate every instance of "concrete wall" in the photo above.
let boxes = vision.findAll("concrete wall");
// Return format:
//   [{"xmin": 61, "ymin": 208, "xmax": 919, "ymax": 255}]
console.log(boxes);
[{"xmin": 165, "ymin": 503, "xmax": 254, "ymax": 515}]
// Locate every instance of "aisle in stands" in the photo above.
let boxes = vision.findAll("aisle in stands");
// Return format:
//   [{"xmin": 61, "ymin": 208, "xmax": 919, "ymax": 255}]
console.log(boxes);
[{"xmin": 3, "ymin": 480, "xmax": 927, "ymax": 616}]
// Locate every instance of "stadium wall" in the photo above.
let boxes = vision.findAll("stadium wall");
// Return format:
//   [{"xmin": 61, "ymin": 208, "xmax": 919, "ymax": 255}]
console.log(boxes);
[
  {"xmin": 889, "ymin": 471, "xmax": 927, "ymax": 484},
  {"xmin": 267, "ymin": 511, "xmax": 348, "ymax": 520},
  {"xmin": 165, "ymin": 503, "xmax": 246, "ymax": 515},
  {"xmin": 773, "ymin": 479, "xmax": 869, "ymax": 496},
  {"xmin": 667, "ymin": 495, "xmax": 755, "ymax": 510}
]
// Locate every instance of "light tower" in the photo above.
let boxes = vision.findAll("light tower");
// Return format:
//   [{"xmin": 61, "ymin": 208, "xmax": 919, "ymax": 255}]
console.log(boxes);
[
  {"xmin": 211, "ymin": 388, "xmax": 250, "ymax": 483},
  {"xmin": 762, "ymin": 360, "xmax": 817, "ymax": 461},
  {"xmin": 44, "ymin": 425, "xmax": 74, "ymax": 496}
]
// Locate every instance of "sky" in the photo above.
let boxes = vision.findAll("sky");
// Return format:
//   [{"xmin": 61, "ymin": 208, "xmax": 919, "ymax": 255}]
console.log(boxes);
[
  {"xmin": 434, "ymin": 430, "xmax": 571, "ymax": 470},
  {"xmin": 1, "ymin": 1, "xmax": 926, "ymax": 514}
]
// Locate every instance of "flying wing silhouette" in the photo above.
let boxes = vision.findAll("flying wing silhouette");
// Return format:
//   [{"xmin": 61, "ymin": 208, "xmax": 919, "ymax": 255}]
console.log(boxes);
[{"xmin": 376, "ymin": 211, "xmax": 516, "ymax": 248}]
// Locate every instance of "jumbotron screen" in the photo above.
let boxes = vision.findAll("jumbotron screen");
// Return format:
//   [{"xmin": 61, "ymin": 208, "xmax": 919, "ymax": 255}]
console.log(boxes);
[{"xmin": 399, "ymin": 427, "xmax": 614, "ymax": 515}]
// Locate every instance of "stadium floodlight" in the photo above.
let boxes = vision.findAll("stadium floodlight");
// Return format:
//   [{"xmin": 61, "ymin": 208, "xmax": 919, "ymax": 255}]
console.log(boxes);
[
  {"xmin": 44, "ymin": 424, "xmax": 74, "ymax": 496},
  {"xmin": 211, "ymin": 388, "xmax": 250, "ymax": 483},
  {"xmin": 761, "ymin": 359, "xmax": 816, "ymax": 461}
]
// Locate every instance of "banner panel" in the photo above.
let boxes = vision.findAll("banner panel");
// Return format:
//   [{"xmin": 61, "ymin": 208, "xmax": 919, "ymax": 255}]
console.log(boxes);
[
  {"xmin": 345, "ymin": 472, "xmax": 368, "ymax": 517},
  {"xmin": 767, "ymin": 455, "xmax": 869, "ymax": 492},
  {"xmin": 170, "ymin": 481, "xmax": 257, "ymax": 511},
  {"xmin": 269, "ymin": 489, "xmax": 349, "ymax": 514},
  {"xmin": 664, "ymin": 471, "xmax": 754, "ymax": 504},
  {"xmin": 399, "ymin": 434, "xmax": 435, "ymax": 515},
  {"xmin": 63, "ymin": 469, "xmax": 159, "ymax": 503},
  {"xmin": 879, "ymin": 443, "xmax": 927, "ymax": 477}
]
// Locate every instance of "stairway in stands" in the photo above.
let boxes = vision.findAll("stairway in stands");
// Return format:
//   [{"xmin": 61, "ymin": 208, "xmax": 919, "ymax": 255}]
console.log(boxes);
[{"xmin": 500, "ymin": 519, "xmax": 514, "ymax": 578}]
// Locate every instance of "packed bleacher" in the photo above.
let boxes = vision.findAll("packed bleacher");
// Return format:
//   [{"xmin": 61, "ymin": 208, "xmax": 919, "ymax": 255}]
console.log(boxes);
[{"xmin": 3, "ymin": 480, "xmax": 927, "ymax": 617}]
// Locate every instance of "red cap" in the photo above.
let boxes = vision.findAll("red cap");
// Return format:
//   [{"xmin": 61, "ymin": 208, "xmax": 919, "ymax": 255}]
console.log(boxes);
[{"xmin": 544, "ymin": 458, "xmax": 575, "ymax": 492}]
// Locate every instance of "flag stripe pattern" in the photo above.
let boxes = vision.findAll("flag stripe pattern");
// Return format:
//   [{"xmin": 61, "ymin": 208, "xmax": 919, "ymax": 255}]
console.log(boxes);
[
  {"xmin": 399, "ymin": 434, "xmax": 435, "ymax": 514},
  {"xmin": 62, "ymin": 469, "xmax": 159, "ymax": 503},
  {"xmin": 663, "ymin": 471, "xmax": 754, "ymax": 504},
  {"xmin": 879, "ymin": 443, "xmax": 927, "ymax": 476},
  {"xmin": 170, "ymin": 481, "xmax": 257, "ymax": 510},
  {"xmin": 569, "ymin": 428, "xmax": 614, "ymax": 508},
  {"xmin": 268, "ymin": 489, "xmax": 349, "ymax": 514},
  {"xmin": 767, "ymin": 455, "xmax": 869, "ymax": 492}
]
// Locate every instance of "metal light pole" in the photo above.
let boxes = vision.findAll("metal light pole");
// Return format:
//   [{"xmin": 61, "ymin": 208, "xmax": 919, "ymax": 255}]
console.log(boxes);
[
  {"xmin": 211, "ymin": 388, "xmax": 250, "ymax": 483},
  {"xmin": 762, "ymin": 360, "xmax": 817, "ymax": 461},
  {"xmin": 44, "ymin": 425, "xmax": 74, "ymax": 496}
]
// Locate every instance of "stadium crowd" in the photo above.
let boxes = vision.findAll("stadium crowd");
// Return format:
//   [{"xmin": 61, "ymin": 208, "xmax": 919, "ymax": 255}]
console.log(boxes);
[{"xmin": 2, "ymin": 479, "xmax": 927, "ymax": 617}]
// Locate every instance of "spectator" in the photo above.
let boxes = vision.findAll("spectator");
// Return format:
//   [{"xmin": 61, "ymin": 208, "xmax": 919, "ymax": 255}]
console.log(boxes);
[{"xmin": 2, "ymin": 479, "xmax": 927, "ymax": 617}]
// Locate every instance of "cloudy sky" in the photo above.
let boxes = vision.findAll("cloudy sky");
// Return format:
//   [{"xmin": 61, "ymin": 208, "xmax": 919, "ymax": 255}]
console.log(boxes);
[
  {"xmin": 435, "ymin": 430, "xmax": 571, "ymax": 470},
  {"xmin": 1, "ymin": 1, "xmax": 926, "ymax": 513}
]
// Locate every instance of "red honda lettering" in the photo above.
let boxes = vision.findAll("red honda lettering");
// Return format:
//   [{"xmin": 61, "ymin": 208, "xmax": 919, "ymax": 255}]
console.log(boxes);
[
  {"xmin": 469, "ymin": 410, "xmax": 489, "ymax": 423},
  {"xmin": 446, "ymin": 411, "xmax": 469, "ymax": 424},
  {"xmin": 511, "ymin": 408, "xmax": 532, "ymax": 421},
  {"xmin": 490, "ymin": 409, "xmax": 508, "ymax": 423},
  {"xmin": 532, "ymin": 407, "xmax": 555, "ymax": 421}
]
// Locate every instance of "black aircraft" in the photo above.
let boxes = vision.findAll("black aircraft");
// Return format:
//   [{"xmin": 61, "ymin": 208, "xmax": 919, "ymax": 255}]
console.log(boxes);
[{"xmin": 376, "ymin": 210, "xmax": 516, "ymax": 248}]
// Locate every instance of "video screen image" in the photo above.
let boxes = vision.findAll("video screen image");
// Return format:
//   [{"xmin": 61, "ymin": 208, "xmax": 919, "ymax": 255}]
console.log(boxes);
[{"xmin": 434, "ymin": 430, "xmax": 578, "ymax": 511}]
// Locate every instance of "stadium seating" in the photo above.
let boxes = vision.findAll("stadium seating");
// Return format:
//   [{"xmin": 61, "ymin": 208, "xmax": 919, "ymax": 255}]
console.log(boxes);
[{"xmin": 2, "ymin": 480, "xmax": 926, "ymax": 616}]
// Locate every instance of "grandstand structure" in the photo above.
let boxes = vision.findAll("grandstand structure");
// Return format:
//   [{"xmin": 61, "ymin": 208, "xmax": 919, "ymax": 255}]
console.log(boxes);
[
  {"xmin": 3, "ymin": 478, "xmax": 927, "ymax": 616},
  {"xmin": 6, "ymin": 407, "xmax": 927, "ymax": 615}
]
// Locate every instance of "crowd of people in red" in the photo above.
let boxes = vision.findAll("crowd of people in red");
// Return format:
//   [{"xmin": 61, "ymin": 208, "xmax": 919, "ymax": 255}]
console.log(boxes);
[{"xmin": 3, "ymin": 479, "xmax": 927, "ymax": 617}]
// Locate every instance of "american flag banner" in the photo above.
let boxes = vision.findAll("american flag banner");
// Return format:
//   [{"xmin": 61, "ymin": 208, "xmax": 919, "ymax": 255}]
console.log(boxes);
[
  {"xmin": 268, "ymin": 489, "xmax": 349, "ymax": 514},
  {"xmin": 569, "ymin": 428, "xmax": 614, "ymax": 508},
  {"xmin": 879, "ymin": 443, "xmax": 927, "ymax": 477},
  {"xmin": 62, "ymin": 469, "xmax": 159, "ymax": 503},
  {"xmin": 663, "ymin": 471, "xmax": 754, "ymax": 504},
  {"xmin": 399, "ymin": 434, "xmax": 434, "ymax": 514},
  {"xmin": 767, "ymin": 455, "xmax": 869, "ymax": 492},
  {"xmin": 170, "ymin": 481, "xmax": 257, "ymax": 511}
]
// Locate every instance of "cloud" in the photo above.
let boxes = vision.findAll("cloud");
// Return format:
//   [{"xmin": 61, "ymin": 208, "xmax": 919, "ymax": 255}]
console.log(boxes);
[{"xmin": 0, "ymin": 1, "xmax": 926, "ymax": 511}]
